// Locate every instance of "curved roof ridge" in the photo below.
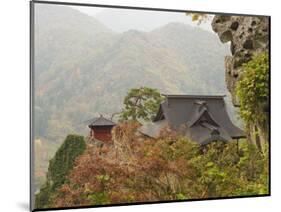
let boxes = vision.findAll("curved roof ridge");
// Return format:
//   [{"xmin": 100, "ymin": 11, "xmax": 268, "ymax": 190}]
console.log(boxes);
[
  {"xmin": 188, "ymin": 107, "xmax": 219, "ymax": 128},
  {"xmin": 163, "ymin": 94, "xmax": 226, "ymax": 99},
  {"xmin": 89, "ymin": 115, "xmax": 116, "ymax": 127}
]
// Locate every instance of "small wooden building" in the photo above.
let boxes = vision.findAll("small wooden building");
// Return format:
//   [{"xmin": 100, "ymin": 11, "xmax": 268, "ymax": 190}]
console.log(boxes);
[{"xmin": 88, "ymin": 115, "xmax": 116, "ymax": 144}]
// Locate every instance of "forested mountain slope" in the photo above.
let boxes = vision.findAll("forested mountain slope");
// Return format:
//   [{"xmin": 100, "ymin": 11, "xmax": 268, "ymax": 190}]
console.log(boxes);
[{"xmin": 34, "ymin": 4, "xmax": 232, "ymax": 188}]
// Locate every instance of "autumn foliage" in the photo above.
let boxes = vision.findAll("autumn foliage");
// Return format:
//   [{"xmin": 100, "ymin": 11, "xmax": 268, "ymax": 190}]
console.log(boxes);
[{"xmin": 36, "ymin": 122, "xmax": 269, "ymax": 209}]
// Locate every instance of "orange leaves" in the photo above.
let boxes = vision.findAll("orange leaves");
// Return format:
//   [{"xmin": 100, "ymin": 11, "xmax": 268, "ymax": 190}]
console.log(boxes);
[
  {"xmin": 50, "ymin": 123, "xmax": 202, "ymax": 206},
  {"xmin": 51, "ymin": 123, "xmax": 201, "ymax": 205},
  {"xmin": 49, "ymin": 122, "xmax": 268, "ymax": 207}
]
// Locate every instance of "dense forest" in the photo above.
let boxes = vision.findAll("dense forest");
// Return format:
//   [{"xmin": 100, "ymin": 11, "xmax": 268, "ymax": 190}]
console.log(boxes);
[{"xmin": 34, "ymin": 4, "xmax": 237, "ymax": 190}]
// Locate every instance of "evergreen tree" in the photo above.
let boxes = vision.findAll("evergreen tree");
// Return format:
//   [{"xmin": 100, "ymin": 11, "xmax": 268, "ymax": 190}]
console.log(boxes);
[{"xmin": 120, "ymin": 87, "xmax": 164, "ymax": 122}]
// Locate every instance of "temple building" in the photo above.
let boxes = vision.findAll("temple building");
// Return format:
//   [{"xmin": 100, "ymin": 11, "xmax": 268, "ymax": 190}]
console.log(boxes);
[
  {"xmin": 88, "ymin": 115, "xmax": 116, "ymax": 144},
  {"xmin": 139, "ymin": 95, "xmax": 246, "ymax": 145}
]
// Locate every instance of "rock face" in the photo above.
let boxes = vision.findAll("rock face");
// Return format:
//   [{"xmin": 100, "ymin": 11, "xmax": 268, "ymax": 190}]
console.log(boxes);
[{"xmin": 212, "ymin": 15, "xmax": 269, "ymax": 106}]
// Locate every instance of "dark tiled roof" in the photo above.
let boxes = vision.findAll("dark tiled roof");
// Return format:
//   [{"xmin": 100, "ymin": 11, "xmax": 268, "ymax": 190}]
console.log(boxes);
[
  {"xmin": 88, "ymin": 115, "xmax": 116, "ymax": 127},
  {"xmin": 162, "ymin": 94, "xmax": 226, "ymax": 99},
  {"xmin": 140, "ymin": 94, "xmax": 246, "ymax": 144}
]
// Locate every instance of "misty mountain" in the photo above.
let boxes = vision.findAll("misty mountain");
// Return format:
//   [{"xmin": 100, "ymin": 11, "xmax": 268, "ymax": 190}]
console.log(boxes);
[
  {"xmin": 33, "ymin": 4, "xmax": 233, "ymax": 187},
  {"xmin": 94, "ymin": 8, "xmax": 213, "ymax": 32}
]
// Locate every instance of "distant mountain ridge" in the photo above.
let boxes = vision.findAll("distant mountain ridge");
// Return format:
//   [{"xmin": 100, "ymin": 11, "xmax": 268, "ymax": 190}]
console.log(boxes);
[
  {"xmin": 93, "ymin": 7, "xmax": 213, "ymax": 32},
  {"xmin": 33, "ymin": 4, "xmax": 233, "ymax": 188}
]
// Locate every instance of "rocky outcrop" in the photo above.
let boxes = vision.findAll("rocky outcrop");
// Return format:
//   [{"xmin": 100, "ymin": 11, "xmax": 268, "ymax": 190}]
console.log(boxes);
[{"xmin": 212, "ymin": 15, "xmax": 269, "ymax": 106}]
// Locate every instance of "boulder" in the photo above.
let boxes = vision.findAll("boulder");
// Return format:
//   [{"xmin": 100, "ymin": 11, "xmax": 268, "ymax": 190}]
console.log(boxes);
[{"xmin": 212, "ymin": 15, "xmax": 269, "ymax": 106}]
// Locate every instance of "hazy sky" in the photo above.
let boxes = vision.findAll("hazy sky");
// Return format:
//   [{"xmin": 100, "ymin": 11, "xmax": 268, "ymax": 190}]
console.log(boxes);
[
  {"xmin": 70, "ymin": 5, "xmax": 105, "ymax": 16},
  {"xmin": 70, "ymin": 5, "xmax": 214, "ymax": 33}
]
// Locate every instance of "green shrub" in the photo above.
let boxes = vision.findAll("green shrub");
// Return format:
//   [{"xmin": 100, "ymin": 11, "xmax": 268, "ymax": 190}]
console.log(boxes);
[
  {"xmin": 236, "ymin": 52, "xmax": 269, "ymax": 127},
  {"xmin": 35, "ymin": 134, "xmax": 86, "ymax": 208},
  {"xmin": 48, "ymin": 134, "xmax": 86, "ymax": 189}
]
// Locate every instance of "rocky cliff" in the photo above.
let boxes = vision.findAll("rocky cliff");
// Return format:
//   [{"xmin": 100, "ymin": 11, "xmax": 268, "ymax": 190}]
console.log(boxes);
[{"xmin": 211, "ymin": 15, "xmax": 269, "ymax": 106}]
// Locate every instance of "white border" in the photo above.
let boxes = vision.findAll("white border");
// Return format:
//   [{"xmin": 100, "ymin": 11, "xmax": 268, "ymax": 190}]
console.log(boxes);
[{"xmin": 0, "ymin": 0, "xmax": 280, "ymax": 212}]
